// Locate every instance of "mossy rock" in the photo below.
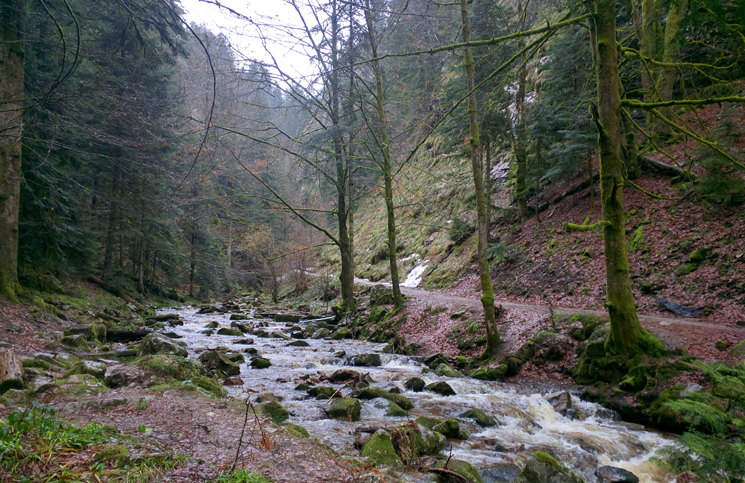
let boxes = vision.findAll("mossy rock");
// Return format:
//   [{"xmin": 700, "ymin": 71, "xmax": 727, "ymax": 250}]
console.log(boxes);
[
  {"xmin": 353, "ymin": 386, "xmax": 414, "ymax": 409},
  {"xmin": 294, "ymin": 383, "xmax": 311, "ymax": 391},
  {"xmin": 308, "ymin": 386, "xmax": 336, "ymax": 400},
  {"xmin": 689, "ymin": 248, "xmax": 710, "ymax": 263},
  {"xmin": 424, "ymin": 381, "xmax": 456, "ymax": 396},
  {"xmin": 198, "ymin": 350, "xmax": 241, "ymax": 376},
  {"xmin": 404, "ymin": 377, "xmax": 425, "ymax": 392},
  {"xmin": 216, "ymin": 327, "xmax": 243, "ymax": 337},
  {"xmin": 61, "ymin": 334, "xmax": 90, "ymax": 351},
  {"xmin": 512, "ymin": 451, "xmax": 585, "ymax": 483},
  {"xmin": 469, "ymin": 366, "xmax": 507, "ymax": 382},
  {"xmin": 270, "ymin": 331, "xmax": 291, "ymax": 340},
  {"xmin": 94, "ymin": 445, "xmax": 130, "ymax": 467},
  {"xmin": 192, "ymin": 376, "xmax": 227, "ymax": 398},
  {"xmin": 460, "ymin": 408, "xmax": 498, "ymax": 427},
  {"xmin": 388, "ymin": 423, "xmax": 445, "ymax": 463},
  {"xmin": 250, "ymin": 356, "xmax": 272, "ymax": 369},
  {"xmin": 22, "ymin": 358, "xmax": 52, "ymax": 371},
  {"xmin": 205, "ymin": 321, "xmax": 219, "ymax": 329},
  {"xmin": 287, "ymin": 340, "xmax": 310, "ymax": 347},
  {"xmin": 368, "ymin": 306, "xmax": 388, "ymax": 325},
  {"xmin": 361, "ymin": 430, "xmax": 402, "ymax": 468},
  {"xmin": 64, "ymin": 360, "xmax": 107, "ymax": 380},
  {"xmin": 423, "ymin": 353, "xmax": 452, "ymax": 369},
  {"xmin": 434, "ymin": 363, "xmax": 461, "ymax": 378},
  {"xmin": 415, "ymin": 416, "xmax": 440, "ymax": 430},
  {"xmin": 311, "ymin": 328, "xmax": 331, "ymax": 339},
  {"xmin": 261, "ymin": 401, "xmax": 289, "ymax": 423},
  {"xmin": 330, "ymin": 328, "xmax": 352, "ymax": 340},
  {"xmin": 619, "ymin": 374, "xmax": 648, "ymax": 392},
  {"xmin": 432, "ymin": 418, "xmax": 460, "ymax": 439},
  {"xmin": 353, "ymin": 353, "xmax": 383, "ymax": 367},
  {"xmin": 282, "ymin": 422, "xmax": 309, "ymax": 438},
  {"xmin": 275, "ymin": 314, "xmax": 301, "ymax": 323},
  {"xmin": 230, "ymin": 313, "xmax": 249, "ymax": 321},
  {"xmin": 231, "ymin": 322, "xmax": 249, "ymax": 332},
  {"xmin": 139, "ymin": 333, "xmax": 188, "ymax": 357},
  {"xmin": 435, "ymin": 459, "xmax": 484, "ymax": 483},
  {"xmin": 730, "ymin": 340, "xmax": 745, "ymax": 358},
  {"xmin": 716, "ymin": 340, "xmax": 730, "ymax": 351},
  {"xmin": 324, "ymin": 397, "xmax": 362, "ymax": 421}
]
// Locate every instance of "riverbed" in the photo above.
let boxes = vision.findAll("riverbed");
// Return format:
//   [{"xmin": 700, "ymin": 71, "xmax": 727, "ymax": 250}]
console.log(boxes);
[{"xmin": 161, "ymin": 306, "xmax": 677, "ymax": 483}]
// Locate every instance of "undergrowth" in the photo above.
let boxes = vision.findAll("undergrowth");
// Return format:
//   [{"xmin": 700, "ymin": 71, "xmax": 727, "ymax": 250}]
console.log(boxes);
[{"xmin": 212, "ymin": 469, "xmax": 275, "ymax": 483}]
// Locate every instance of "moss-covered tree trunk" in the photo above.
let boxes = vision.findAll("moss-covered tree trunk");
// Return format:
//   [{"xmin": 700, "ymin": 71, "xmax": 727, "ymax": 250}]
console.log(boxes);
[
  {"xmin": 0, "ymin": 0, "xmax": 25, "ymax": 302},
  {"xmin": 514, "ymin": 5, "xmax": 529, "ymax": 220},
  {"xmin": 364, "ymin": 0, "xmax": 403, "ymax": 309},
  {"xmin": 594, "ymin": 0, "xmax": 648, "ymax": 354},
  {"xmin": 331, "ymin": 0, "xmax": 354, "ymax": 313},
  {"xmin": 658, "ymin": 0, "xmax": 687, "ymax": 127},
  {"xmin": 484, "ymin": 134, "xmax": 491, "ymax": 228},
  {"xmin": 460, "ymin": 0, "xmax": 501, "ymax": 356}
]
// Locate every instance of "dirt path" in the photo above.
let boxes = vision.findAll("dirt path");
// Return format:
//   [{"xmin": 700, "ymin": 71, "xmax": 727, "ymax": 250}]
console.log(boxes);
[{"xmin": 355, "ymin": 277, "xmax": 745, "ymax": 336}]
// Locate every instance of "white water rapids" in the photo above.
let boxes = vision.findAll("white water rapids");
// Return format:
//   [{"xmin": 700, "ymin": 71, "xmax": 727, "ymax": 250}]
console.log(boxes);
[{"xmin": 160, "ymin": 306, "xmax": 677, "ymax": 483}]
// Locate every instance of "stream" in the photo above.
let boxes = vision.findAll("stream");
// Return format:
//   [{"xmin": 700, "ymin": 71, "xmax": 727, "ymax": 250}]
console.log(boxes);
[{"xmin": 160, "ymin": 305, "xmax": 676, "ymax": 483}]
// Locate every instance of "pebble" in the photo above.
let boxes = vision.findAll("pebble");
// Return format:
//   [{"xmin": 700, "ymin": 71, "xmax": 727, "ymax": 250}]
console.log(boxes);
[{"xmin": 206, "ymin": 412, "xmax": 215, "ymax": 417}]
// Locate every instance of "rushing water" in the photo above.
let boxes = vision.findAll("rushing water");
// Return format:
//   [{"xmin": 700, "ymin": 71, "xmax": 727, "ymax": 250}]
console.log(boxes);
[{"xmin": 160, "ymin": 306, "xmax": 676, "ymax": 483}]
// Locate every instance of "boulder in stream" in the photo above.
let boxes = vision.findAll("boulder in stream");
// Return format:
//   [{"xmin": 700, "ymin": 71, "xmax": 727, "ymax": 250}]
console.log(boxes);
[
  {"xmin": 432, "ymin": 418, "xmax": 460, "ymax": 439},
  {"xmin": 330, "ymin": 328, "xmax": 352, "ymax": 340},
  {"xmin": 353, "ymin": 386, "xmax": 414, "ymax": 409},
  {"xmin": 230, "ymin": 313, "xmax": 249, "ymax": 321},
  {"xmin": 595, "ymin": 466, "xmax": 639, "ymax": 483},
  {"xmin": 513, "ymin": 452, "xmax": 586, "ymax": 483},
  {"xmin": 361, "ymin": 429, "xmax": 402, "ymax": 468},
  {"xmin": 469, "ymin": 366, "xmax": 508, "ymax": 382},
  {"xmin": 205, "ymin": 321, "xmax": 219, "ymax": 329},
  {"xmin": 287, "ymin": 340, "xmax": 310, "ymax": 347},
  {"xmin": 433, "ymin": 459, "xmax": 484, "ymax": 483},
  {"xmin": 260, "ymin": 401, "xmax": 289, "ymax": 423},
  {"xmin": 353, "ymin": 353, "xmax": 382, "ymax": 367},
  {"xmin": 270, "ymin": 331, "xmax": 291, "ymax": 340},
  {"xmin": 404, "ymin": 376, "xmax": 425, "ymax": 392},
  {"xmin": 435, "ymin": 363, "xmax": 461, "ymax": 378},
  {"xmin": 307, "ymin": 386, "xmax": 337, "ymax": 400},
  {"xmin": 460, "ymin": 408, "xmax": 499, "ymax": 427},
  {"xmin": 424, "ymin": 381, "xmax": 456, "ymax": 396},
  {"xmin": 275, "ymin": 314, "xmax": 302, "ymax": 323},
  {"xmin": 367, "ymin": 397, "xmax": 407, "ymax": 417},
  {"xmin": 139, "ymin": 333, "xmax": 188, "ymax": 357},
  {"xmin": 230, "ymin": 322, "xmax": 250, "ymax": 332},
  {"xmin": 327, "ymin": 369, "xmax": 362, "ymax": 383},
  {"xmin": 216, "ymin": 328, "xmax": 243, "ymax": 336},
  {"xmin": 324, "ymin": 397, "xmax": 361, "ymax": 421},
  {"xmin": 198, "ymin": 350, "xmax": 241, "ymax": 376},
  {"xmin": 250, "ymin": 356, "xmax": 272, "ymax": 369}
]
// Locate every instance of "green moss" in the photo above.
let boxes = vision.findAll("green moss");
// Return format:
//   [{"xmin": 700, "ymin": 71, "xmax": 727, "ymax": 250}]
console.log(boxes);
[
  {"xmin": 261, "ymin": 401, "xmax": 289, "ymax": 423},
  {"xmin": 361, "ymin": 430, "xmax": 401, "ymax": 468},
  {"xmin": 353, "ymin": 387, "xmax": 414, "ymax": 409},
  {"xmin": 534, "ymin": 451, "xmax": 561, "ymax": 469},
  {"xmin": 282, "ymin": 422, "xmax": 309, "ymax": 438},
  {"xmin": 435, "ymin": 459, "xmax": 484, "ymax": 483},
  {"xmin": 192, "ymin": 376, "xmax": 227, "ymax": 398},
  {"xmin": 460, "ymin": 409, "xmax": 498, "ymax": 427},
  {"xmin": 629, "ymin": 226, "xmax": 645, "ymax": 252},
  {"xmin": 324, "ymin": 398, "xmax": 361, "ymax": 421}
]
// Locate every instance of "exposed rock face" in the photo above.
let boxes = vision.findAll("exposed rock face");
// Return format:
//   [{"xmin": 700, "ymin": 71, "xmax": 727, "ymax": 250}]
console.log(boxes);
[{"xmin": 138, "ymin": 333, "xmax": 188, "ymax": 357}]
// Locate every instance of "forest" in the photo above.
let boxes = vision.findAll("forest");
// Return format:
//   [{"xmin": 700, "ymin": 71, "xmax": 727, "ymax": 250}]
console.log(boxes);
[{"xmin": 0, "ymin": 0, "xmax": 744, "ymax": 482}]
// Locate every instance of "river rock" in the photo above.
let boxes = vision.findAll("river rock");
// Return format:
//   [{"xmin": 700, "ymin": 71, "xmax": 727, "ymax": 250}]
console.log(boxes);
[
  {"xmin": 327, "ymin": 369, "xmax": 361, "ymax": 383},
  {"xmin": 223, "ymin": 376, "xmax": 244, "ymax": 386},
  {"xmin": 230, "ymin": 322, "xmax": 250, "ymax": 333},
  {"xmin": 424, "ymin": 381, "xmax": 456, "ymax": 396},
  {"xmin": 64, "ymin": 324, "xmax": 107, "ymax": 342},
  {"xmin": 250, "ymin": 356, "xmax": 272, "ymax": 369},
  {"xmin": 469, "ymin": 366, "xmax": 507, "ymax": 381},
  {"xmin": 235, "ymin": 338, "xmax": 254, "ymax": 345},
  {"xmin": 423, "ymin": 352, "xmax": 452, "ymax": 369},
  {"xmin": 243, "ymin": 347, "xmax": 258, "ymax": 355},
  {"xmin": 361, "ymin": 429, "xmax": 401, "ymax": 468},
  {"xmin": 595, "ymin": 466, "xmax": 639, "ymax": 483},
  {"xmin": 205, "ymin": 321, "xmax": 219, "ymax": 329},
  {"xmin": 230, "ymin": 313, "xmax": 249, "ymax": 321},
  {"xmin": 546, "ymin": 391, "xmax": 572, "ymax": 412},
  {"xmin": 353, "ymin": 386, "xmax": 414, "ymax": 409},
  {"xmin": 404, "ymin": 376, "xmax": 425, "ymax": 392},
  {"xmin": 275, "ymin": 314, "xmax": 301, "ymax": 323},
  {"xmin": 513, "ymin": 452, "xmax": 586, "ymax": 483},
  {"xmin": 368, "ymin": 397, "xmax": 407, "ymax": 416},
  {"xmin": 270, "ymin": 331, "xmax": 291, "ymax": 340},
  {"xmin": 282, "ymin": 422, "xmax": 309, "ymax": 438},
  {"xmin": 435, "ymin": 363, "xmax": 461, "ymax": 377},
  {"xmin": 61, "ymin": 334, "xmax": 91, "ymax": 351},
  {"xmin": 324, "ymin": 397, "xmax": 361, "ymax": 421},
  {"xmin": 434, "ymin": 459, "xmax": 484, "ymax": 483},
  {"xmin": 287, "ymin": 340, "xmax": 310, "ymax": 347},
  {"xmin": 307, "ymin": 386, "xmax": 336, "ymax": 400},
  {"xmin": 139, "ymin": 333, "xmax": 188, "ymax": 357},
  {"xmin": 260, "ymin": 401, "xmax": 289, "ymax": 423},
  {"xmin": 354, "ymin": 431, "xmax": 373, "ymax": 449},
  {"xmin": 460, "ymin": 408, "xmax": 499, "ymax": 427},
  {"xmin": 198, "ymin": 350, "xmax": 240, "ymax": 376},
  {"xmin": 311, "ymin": 329, "xmax": 331, "ymax": 339},
  {"xmin": 224, "ymin": 352, "xmax": 245, "ymax": 363},
  {"xmin": 353, "ymin": 353, "xmax": 382, "ymax": 367},
  {"xmin": 330, "ymin": 328, "xmax": 352, "ymax": 340},
  {"xmin": 64, "ymin": 360, "xmax": 107, "ymax": 380},
  {"xmin": 432, "ymin": 418, "xmax": 461, "ymax": 439},
  {"xmin": 216, "ymin": 328, "xmax": 243, "ymax": 336},
  {"xmin": 256, "ymin": 392, "xmax": 285, "ymax": 403}
]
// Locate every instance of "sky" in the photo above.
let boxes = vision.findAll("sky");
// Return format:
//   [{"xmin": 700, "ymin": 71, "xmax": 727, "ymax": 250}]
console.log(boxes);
[{"xmin": 176, "ymin": 0, "xmax": 316, "ymax": 79}]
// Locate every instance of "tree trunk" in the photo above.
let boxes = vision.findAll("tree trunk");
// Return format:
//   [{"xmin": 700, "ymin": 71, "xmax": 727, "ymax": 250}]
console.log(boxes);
[
  {"xmin": 330, "ymin": 0, "xmax": 354, "ymax": 314},
  {"xmin": 346, "ymin": 9, "xmax": 357, "ymax": 315},
  {"xmin": 189, "ymin": 227, "xmax": 196, "ymax": 298},
  {"xmin": 639, "ymin": 0, "xmax": 657, "ymax": 131},
  {"xmin": 484, "ymin": 134, "xmax": 491, "ymax": 231},
  {"xmin": 460, "ymin": 0, "xmax": 501, "ymax": 357},
  {"xmin": 514, "ymin": 7, "xmax": 529, "ymax": 220},
  {"xmin": 658, "ymin": 0, "xmax": 687, "ymax": 127},
  {"xmin": 0, "ymin": 0, "xmax": 25, "ymax": 303},
  {"xmin": 364, "ymin": 0, "xmax": 403, "ymax": 309},
  {"xmin": 594, "ymin": 0, "xmax": 648, "ymax": 355},
  {"xmin": 102, "ymin": 163, "xmax": 120, "ymax": 278},
  {"xmin": 0, "ymin": 350, "xmax": 23, "ymax": 393}
]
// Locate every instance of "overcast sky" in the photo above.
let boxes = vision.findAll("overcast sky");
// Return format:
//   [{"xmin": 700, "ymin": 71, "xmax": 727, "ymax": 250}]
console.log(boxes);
[{"xmin": 177, "ymin": 0, "xmax": 315, "ymax": 79}]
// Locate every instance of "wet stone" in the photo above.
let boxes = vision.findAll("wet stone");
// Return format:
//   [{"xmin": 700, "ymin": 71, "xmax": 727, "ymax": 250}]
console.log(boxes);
[
  {"xmin": 424, "ymin": 381, "xmax": 456, "ymax": 396},
  {"xmin": 595, "ymin": 466, "xmax": 639, "ymax": 483}
]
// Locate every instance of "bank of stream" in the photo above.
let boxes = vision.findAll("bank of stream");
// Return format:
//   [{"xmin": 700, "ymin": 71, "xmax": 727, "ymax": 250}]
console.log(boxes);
[{"xmin": 161, "ymin": 305, "xmax": 677, "ymax": 483}]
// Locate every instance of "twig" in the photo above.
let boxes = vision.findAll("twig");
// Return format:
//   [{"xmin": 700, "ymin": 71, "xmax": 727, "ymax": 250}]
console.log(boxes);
[
  {"xmin": 323, "ymin": 381, "xmax": 353, "ymax": 407},
  {"xmin": 445, "ymin": 444, "xmax": 453, "ymax": 468},
  {"xmin": 232, "ymin": 395, "xmax": 252, "ymax": 472}
]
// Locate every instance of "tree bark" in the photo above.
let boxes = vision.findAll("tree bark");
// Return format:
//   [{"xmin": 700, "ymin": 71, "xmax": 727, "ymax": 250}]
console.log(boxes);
[
  {"xmin": 658, "ymin": 0, "xmax": 687, "ymax": 127},
  {"xmin": 594, "ymin": 0, "xmax": 648, "ymax": 354},
  {"xmin": 0, "ymin": 350, "xmax": 23, "ymax": 392},
  {"xmin": 364, "ymin": 0, "xmax": 403, "ymax": 309},
  {"xmin": 102, "ymin": 163, "xmax": 120, "ymax": 278},
  {"xmin": 0, "ymin": 0, "xmax": 25, "ymax": 303},
  {"xmin": 514, "ymin": 4, "xmax": 529, "ymax": 220},
  {"xmin": 460, "ymin": 0, "xmax": 501, "ymax": 357},
  {"xmin": 484, "ymin": 134, "xmax": 491, "ymax": 230}
]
